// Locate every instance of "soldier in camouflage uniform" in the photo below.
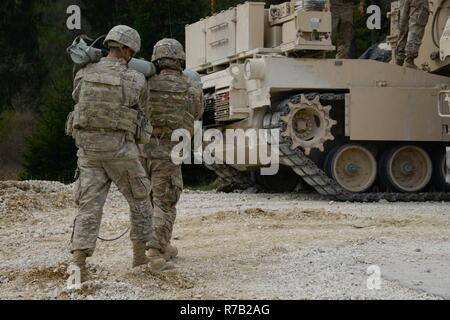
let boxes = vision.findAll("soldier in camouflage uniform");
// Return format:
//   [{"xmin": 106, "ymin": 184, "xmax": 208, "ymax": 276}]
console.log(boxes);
[
  {"xmin": 67, "ymin": 26, "xmax": 171, "ymax": 282},
  {"xmin": 328, "ymin": 0, "xmax": 366, "ymax": 58},
  {"xmin": 142, "ymin": 39, "xmax": 203, "ymax": 262},
  {"xmin": 395, "ymin": 0, "xmax": 430, "ymax": 68}
]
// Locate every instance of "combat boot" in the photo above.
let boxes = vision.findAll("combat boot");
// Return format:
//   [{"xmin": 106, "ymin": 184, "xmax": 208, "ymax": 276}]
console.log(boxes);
[
  {"xmin": 71, "ymin": 250, "xmax": 88, "ymax": 283},
  {"xmin": 396, "ymin": 58, "xmax": 404, "ymax": 66},
  {"xmin": 133, "ymin": 242, "xmax": 174, "ymax": 271},
  {"xmin": 162, "ymin": 244, "xmax": 179, "ymax": 261},
  {"xmin": 147, "ymin": 246, "xmax": 178, "ymax": 266},
  {"xmin": 146, "ymin": 247, "xmax": 165, "ymax": 261},
  {"xmin": 404, "ymin": 58, "xmax": 418, "ymax": 69}
]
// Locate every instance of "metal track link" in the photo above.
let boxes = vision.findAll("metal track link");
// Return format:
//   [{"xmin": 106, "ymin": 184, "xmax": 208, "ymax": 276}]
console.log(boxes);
[{"xmin": 265, "ymin": 93, "xmax": 450, "ymax": 202}]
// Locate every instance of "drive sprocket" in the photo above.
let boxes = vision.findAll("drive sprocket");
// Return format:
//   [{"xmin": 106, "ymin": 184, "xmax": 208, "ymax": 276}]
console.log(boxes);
[{"xmin": 280, "ymin": 94, "xmax": 336, "ymax": 155}]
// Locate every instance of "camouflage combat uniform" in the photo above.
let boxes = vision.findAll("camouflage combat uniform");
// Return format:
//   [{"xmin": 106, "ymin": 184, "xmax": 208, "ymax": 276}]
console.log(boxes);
[
  {"xmin": 395, "ymin": 0, "xmax": 429, "ymax": 63},
  {"xmin": 331, "ymin": 0, "xmax": 365, "ymax": 58},
  {"xmin": 67, "ymin": 26, "xmax": 153, "ymax": 258},
  {"xmin": 143, "ymin": 39, "xmax": 203, "ymax": 253}
]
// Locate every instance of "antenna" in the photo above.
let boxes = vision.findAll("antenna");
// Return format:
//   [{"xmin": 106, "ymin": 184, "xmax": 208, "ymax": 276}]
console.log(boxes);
[{"xmin": 168, "ymin": 0, "xmax": 173, "ymax": 37}]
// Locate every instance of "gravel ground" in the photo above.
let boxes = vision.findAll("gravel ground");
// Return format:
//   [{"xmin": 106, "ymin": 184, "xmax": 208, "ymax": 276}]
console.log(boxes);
[{"xmin": 1, "ymin": 181, "xmax": 450, "ymax": 300}]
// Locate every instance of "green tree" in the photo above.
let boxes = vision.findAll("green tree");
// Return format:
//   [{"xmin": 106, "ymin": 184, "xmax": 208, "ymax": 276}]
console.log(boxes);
[
  {"xmin": 21, "ymin": 66, "xmax": 77, "ymax": 182},
  {"xmin": 19, "ymin": 0, "xmax": 212, "ymax": 183},
  {"xmin": 0, "ymin": 0, "xmax": 42, "ymax": 112},
  {"xmin": 116, "ymin": 0, "xmax": 209, "ymax": 60}
]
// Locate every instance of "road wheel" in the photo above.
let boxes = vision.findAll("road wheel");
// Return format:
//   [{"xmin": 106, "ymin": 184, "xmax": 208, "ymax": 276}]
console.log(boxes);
[
  {"xmin": 431, "ymin": 148, "xmax": 450, "ymax": 191},
  {"xmin": 325, "ymin": 144, "xmax": 377, "ymax": 193},
  {"xmin": 380, "ymin": 145, "xmax": 432, "ymax": 193}
]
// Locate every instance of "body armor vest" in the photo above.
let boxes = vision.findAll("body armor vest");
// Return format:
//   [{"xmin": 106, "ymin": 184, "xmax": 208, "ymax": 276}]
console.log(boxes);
[
  {"xmin": 147, "ymin": 73, "xmax": 194, "ymax": 136},
  {"xmin": 73, "ymin": 66, "xmax": 139, "ymax": 134}
]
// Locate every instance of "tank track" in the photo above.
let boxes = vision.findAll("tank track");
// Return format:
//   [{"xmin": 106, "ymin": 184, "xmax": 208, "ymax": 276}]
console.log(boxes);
[
  {"xmin": 264, "ymin": 93, "xmax": 450, "ymax": 202},
  {"xmin": 205, "ymin": 164, "xmax": 254, "ymax": 190}
]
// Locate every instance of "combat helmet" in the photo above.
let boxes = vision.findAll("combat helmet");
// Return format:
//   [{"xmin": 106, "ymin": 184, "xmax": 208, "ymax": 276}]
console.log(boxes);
[
  {"xmin": 104, "ymin": 25, "xmax": 141, "ymax": 54},
  {"xmin": 152, "ymin": 38, "xmax": 186, "ymax": 62}
]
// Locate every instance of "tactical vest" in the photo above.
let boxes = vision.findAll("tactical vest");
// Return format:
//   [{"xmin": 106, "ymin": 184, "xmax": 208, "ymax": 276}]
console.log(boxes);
[
  {"xmin": 73, "ymin": 69, "xmax": 139, "ymax": 134},
  {"xmin": 147, "ymin": 73, "xmax": 194, "ymax": 137}
]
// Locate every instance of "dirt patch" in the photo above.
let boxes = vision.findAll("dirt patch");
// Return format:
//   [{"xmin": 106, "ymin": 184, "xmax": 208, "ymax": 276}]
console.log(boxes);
[
  {"xmin": 21, "ymin": 263, "xmax": 110, "ymax": 289},
  {"xmin": 243, "ymin": 208, "xmax": 276, "ymax": 218},
  {"xmin": 129, "ymin": 267, "xmax": 195, "ymax": 291},
  {"xmin": 0, "ymin": 181, "xmax": 74, "ymax": 224},
  {"xmin": 2, "ymin": 186, "xmax": 450, "ymax": 299},
  {"xmin": 0, "ymin": 269, "xmax": 19, "ymax": 285},
  {"xmin": 23, "ymin": 264, "xmax": 69, "ymax": 287},
  {"xmin": 182, "ymin": 207, "xmax": 427, "ymax": 232},
  {"xmin": 58, "ymin": 282, "xmax": 102, "ymax": 299}
]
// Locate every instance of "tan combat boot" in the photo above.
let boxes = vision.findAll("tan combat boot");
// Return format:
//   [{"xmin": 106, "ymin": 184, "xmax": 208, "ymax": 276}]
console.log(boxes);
[
  {"xmin": 404, "ymin": 58, "xmax": 418, "ymax": 69},
  {"xmin": 162, "ymin": 244, "xmax": 179, "ymax": 261},
  {"xmin": 147, "ymin": 247, "xmax": 177, "ymax": 268},
  {"xmin": 134, "ymin": 243, "xmax": 174, "ymax": 271},
  {"xmin": 71, "ymin": 250, "xmax": 88, "ymax": 283}
]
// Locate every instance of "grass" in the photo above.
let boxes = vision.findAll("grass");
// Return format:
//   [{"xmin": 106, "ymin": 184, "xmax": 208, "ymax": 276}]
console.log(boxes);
[{"xmin": 187, "ymin": 179, "xmax": 219, "ymax": 192}]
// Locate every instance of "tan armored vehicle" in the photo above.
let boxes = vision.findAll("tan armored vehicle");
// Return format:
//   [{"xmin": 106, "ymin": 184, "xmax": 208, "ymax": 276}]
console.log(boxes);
[{"xmin": 185, "ymin": 0, "xmax": 450, "ymax": 201}]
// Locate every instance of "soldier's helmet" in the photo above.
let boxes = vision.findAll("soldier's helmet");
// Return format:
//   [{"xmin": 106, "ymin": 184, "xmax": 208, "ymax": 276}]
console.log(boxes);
[
  {"xmin": 152, "ymin": 38, "xmax": 186, "ymax": 62},
  {"xmin": 104, "ymin": 25, "xmax": 141, "ymax": 54}
]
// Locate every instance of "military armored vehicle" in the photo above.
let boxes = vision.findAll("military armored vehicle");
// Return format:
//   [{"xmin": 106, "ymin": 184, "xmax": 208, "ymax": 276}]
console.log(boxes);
[{"xmin": 185, "ymin": 0, "xmax": 450, "ymax": 201}]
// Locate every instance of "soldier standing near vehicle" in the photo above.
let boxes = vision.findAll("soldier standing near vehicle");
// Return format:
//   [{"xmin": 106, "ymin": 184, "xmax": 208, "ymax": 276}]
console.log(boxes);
[
  {"xmin": 395, "ymin": 0, "xmax": 430, "ymax": 68},
  {"xmin": 143, "ymin": 39, "xmax": 203, "ymax": 263},
  {"xmin": 67, "ymin": 25, "xmax": 171, "ymax": 282},
  {"xmin": 327, "ymin": 0, "xmax": 366, "ymax": 58}
]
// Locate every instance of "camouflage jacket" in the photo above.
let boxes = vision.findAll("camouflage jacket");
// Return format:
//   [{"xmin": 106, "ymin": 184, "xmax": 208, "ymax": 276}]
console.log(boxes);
[
  {"xmin": 144, "ymin": 69, "xmax": 199, "ymax": 159},
  {"xmin": 70, "ymin": 57, "xmax": 147, "ymax": 160}
]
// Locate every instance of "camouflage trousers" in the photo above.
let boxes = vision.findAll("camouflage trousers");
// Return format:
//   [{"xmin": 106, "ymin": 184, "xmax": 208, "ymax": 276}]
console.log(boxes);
[
  {"xmin": 71, "ymin": 157, "xmax": 153, "ymax": 256},
  {"xmin": 396, "ymin": 0, "xmax": 429, "ymax": 60},
  {"xmin": 144, "ymin": 158, "xmax": 183, "ymax": 251},
  {"xmin": 331, "ymin": 1, "xmax": 354, "ymax": 59}
]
